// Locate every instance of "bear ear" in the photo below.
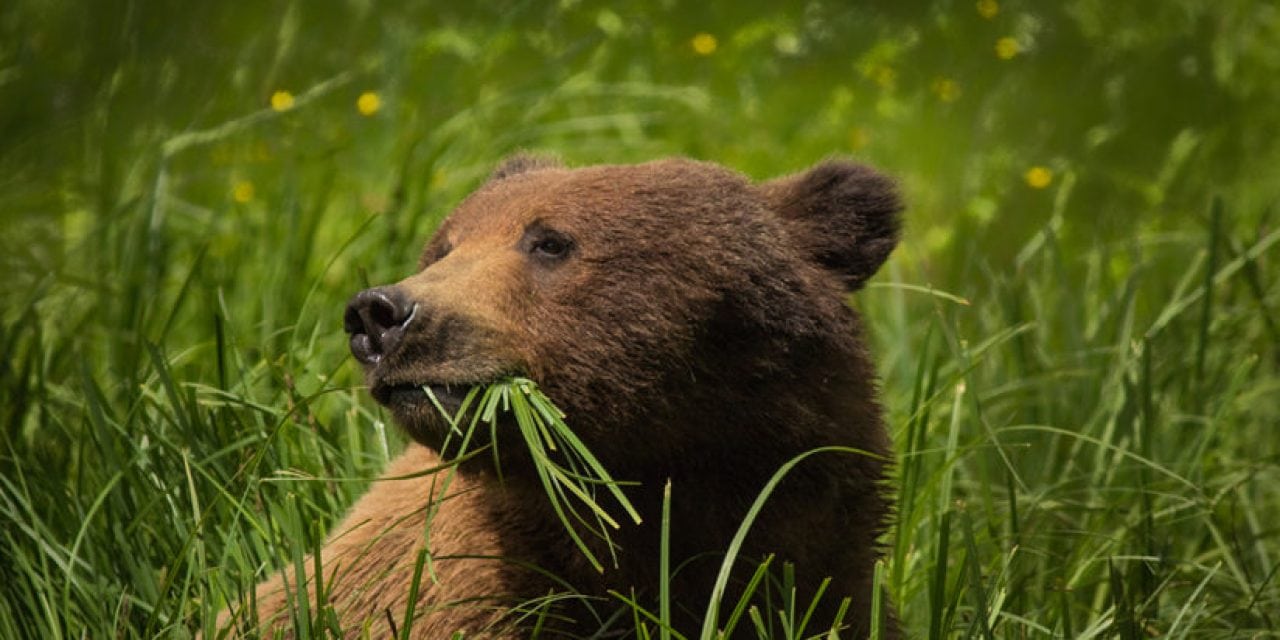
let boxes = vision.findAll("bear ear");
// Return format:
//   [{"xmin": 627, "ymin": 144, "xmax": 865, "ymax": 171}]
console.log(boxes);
[
  {"xmin": 488, "ymin": 152, "xmax": 562, "ymax": 182},
  {"xmin": 758, "ymin": 160, "xmax": 904, "ymax": 291}
]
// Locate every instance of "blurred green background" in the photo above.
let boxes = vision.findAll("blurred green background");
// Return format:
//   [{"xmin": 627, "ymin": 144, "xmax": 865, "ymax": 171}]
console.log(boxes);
[{"xmin": 2, "ymin": 1, "xmax": 1278, "ymax": 637}]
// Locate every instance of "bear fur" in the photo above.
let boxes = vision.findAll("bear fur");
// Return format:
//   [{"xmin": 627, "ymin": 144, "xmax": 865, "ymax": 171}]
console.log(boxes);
[{"xmin": 214, "ymin": 156, "xmax": 903, "ymax": 638}]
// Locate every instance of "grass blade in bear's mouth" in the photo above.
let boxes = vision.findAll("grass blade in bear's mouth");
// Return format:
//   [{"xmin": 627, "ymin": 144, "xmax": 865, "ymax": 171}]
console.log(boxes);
[{"xmin": 424, "ymin": 377, "xmax": 642, "ymax": 573}]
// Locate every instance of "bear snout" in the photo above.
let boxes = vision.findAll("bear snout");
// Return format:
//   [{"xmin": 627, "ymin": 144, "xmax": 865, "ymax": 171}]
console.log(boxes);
[{"xmin": 344, "ymin": 286, "xmax": 416, "ymax": 365}]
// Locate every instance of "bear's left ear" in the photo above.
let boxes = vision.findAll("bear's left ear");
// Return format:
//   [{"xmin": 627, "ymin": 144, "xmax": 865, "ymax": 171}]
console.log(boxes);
[{"xmin": 758, "ymin": 160, "xmax": 903, "ymax": 291}]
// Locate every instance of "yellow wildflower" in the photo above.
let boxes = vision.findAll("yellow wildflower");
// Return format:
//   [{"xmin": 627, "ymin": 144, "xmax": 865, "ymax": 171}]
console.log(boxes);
[
  {"xmin": 931, "ymin": 77, "xmax": 961, "ymax": 102},
  {"xmin": 976, "ymin": 0, "xmax": 999, "ymax": 19},
  {"xmin": 270, "ymin": 90, "xmax": 295, "ymax": 111},
  {"xmin": 357, "ymin": 91, "xmax": 381, "ymax": 116},
  {"xmin": 691, "ymin": 32, "xmax": 718, "ymax": 56},
  {"xmin": 995, "ymin": 37, "xmax": 1020, "ymax": 60},
  {"xmin": 1025, "ymin": 166, "xmax": 1053, "ymax": 189},
  {"xmin": 232, "ymin": 180, "xmax": 255, "ymax": 203}
]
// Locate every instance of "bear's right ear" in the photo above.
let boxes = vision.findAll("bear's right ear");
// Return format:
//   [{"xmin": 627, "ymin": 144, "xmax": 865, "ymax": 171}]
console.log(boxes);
[
  {"xmin": 758, "ymin": 160, "xmax": 903, "ymax": 291},
  {"xmin": 488, "ymin": 153, "xmax": 562, "ymax": 182}
]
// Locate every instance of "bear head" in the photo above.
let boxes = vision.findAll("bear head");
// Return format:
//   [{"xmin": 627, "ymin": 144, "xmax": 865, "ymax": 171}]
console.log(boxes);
[{"xmin": 342, "ymin": 156, "xmax": 902, "ymax": 475}]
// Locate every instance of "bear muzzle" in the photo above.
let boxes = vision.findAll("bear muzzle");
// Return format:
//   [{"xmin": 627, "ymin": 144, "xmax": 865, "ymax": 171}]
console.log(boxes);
[{"xmin": 345, "ymin": 283, "xmax": 525, "ymax": 433}]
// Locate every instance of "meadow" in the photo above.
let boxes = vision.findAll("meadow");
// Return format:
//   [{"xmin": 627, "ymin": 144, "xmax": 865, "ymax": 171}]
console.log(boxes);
[{"xmin": 2, "ymin": 1, "xmax": 1278, "ymax": 637}]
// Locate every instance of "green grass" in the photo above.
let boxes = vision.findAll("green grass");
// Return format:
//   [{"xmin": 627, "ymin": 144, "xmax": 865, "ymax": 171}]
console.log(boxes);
[
  {"xmin": 3, "ymin": 1, "xmax": 1279, "ymax": 637},
  {"xmin": 427, "ymin": 378, "xmax": 643, "ymax": 574}
]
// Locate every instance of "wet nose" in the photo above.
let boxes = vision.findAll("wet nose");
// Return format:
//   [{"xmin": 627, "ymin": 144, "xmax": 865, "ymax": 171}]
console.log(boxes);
[{"xmin": 344, "ymin": 287, "xmax": 415, "ymax": 365}]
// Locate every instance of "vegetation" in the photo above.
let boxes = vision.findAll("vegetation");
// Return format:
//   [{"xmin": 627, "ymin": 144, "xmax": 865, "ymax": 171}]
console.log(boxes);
[{"xmin": 2, "ymin": 1, "xmax": 1277, "ymax": 637}]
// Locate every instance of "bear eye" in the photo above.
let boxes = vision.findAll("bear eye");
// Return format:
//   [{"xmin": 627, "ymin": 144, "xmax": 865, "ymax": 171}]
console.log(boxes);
[
  {"xmin": 523, "ymin": 227, "xmax": 574, "ymax": 261},
  {"xmin": 531, "ymin": 236, "xmax": 570, "ymax": 257}
]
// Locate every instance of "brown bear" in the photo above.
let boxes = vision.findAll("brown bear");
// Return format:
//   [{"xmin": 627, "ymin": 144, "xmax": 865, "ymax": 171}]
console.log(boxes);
[{"xmin": 214, "ymin": 155, "xmax": 902, "ymax": 638}]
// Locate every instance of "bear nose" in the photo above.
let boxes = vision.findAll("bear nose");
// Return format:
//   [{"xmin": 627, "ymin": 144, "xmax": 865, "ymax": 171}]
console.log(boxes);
[{"xmin": 344, "ymin": 287, "xmax": 415, "ymax": 365}]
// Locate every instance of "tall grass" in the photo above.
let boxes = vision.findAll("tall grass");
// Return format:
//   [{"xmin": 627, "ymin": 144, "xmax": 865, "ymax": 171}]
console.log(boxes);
[
  {"xmin": 3, "ymin": 1, "xmax": 1279, "ymax": 638},
  {"xmin": 881, "ymin": 206, "xmax": 1280, "ymax": 637}
]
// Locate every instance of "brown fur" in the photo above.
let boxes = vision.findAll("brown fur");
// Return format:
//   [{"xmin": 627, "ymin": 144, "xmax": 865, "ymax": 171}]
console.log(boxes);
[{"xmin": 214, "ymin": 156, "xmax": 903, "ymax": 638}]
